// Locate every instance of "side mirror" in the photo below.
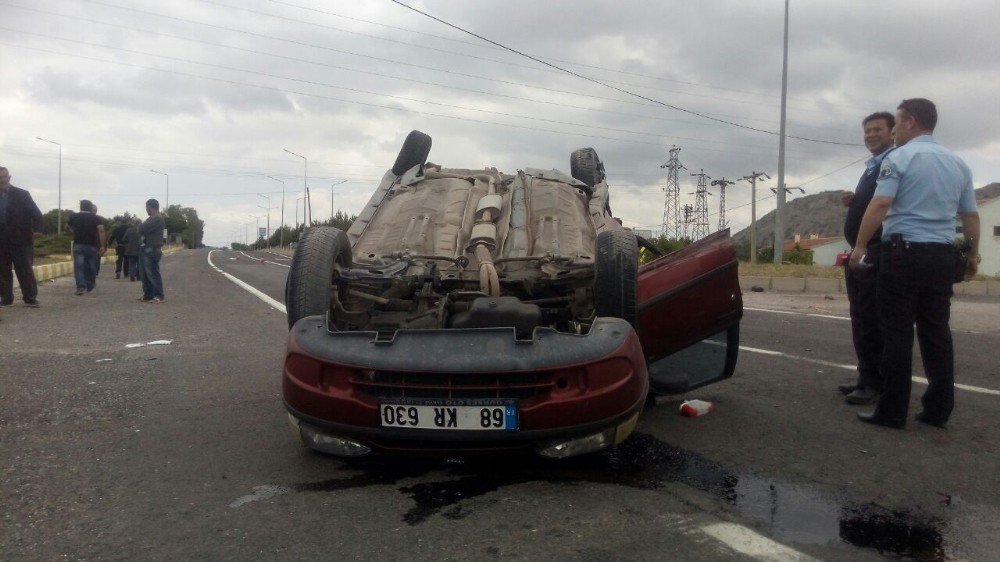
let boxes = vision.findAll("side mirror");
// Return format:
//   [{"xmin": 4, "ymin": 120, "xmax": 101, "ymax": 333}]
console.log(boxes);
[{"xmin": 647, "ymin": 323, "xmax": 740, "ymax": 395}]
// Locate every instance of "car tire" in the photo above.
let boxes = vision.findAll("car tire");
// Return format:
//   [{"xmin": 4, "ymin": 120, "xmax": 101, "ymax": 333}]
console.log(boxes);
[
  {"xmin": 391, "ymin": 130, "xmax": 433, "ymax": 177},
  {"xmin": 594, "ymin": 229, "xmax": 638, "ymax": 326},
  {"xmin": 570, "ymin": 147, "xmax": 605, "ymax": 191},
  {"xmin": 285, "ymin": 226, "xmax": 352, "ymax": 329}
]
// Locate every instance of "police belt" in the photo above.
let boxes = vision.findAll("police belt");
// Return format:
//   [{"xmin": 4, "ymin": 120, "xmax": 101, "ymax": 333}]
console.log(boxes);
[{"xmin": 887, "ymin": 235, "xmax": 954, "ymax": 252}]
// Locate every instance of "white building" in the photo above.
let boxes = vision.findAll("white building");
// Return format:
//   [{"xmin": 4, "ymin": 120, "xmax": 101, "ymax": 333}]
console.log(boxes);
[
  {"xmin": 974, "ymin": 197, "xmax": 1000, "ymax": 277},
  {"xmin": 783, "ymin": 235, "xmax": 849, "ymax": 266}
]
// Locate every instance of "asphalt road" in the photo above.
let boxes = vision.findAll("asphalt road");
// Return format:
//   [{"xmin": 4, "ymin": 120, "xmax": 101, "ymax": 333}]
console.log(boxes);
[{"xmin": 2, "ymin": 249, "xmax": 998, "ymax": 560}]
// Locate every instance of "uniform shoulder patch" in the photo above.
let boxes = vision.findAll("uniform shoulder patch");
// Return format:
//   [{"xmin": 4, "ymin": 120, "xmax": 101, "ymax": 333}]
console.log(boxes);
[{"xmin": 878, "ymin": 163, "xmax": 895, "ymax": 179}]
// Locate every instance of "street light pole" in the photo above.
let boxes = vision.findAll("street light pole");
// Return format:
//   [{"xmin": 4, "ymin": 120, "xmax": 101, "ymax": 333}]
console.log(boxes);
[
  {"xmin": 150, "ymin": 169, "xmax": 169, "ymax": 209},
  {"xmin": 773, "ymin": 0, "xmax": 790, "ymax": 263},
  {"xmin": 35, "ymin": 137, "xmax": 62, "ymax": 234},
  {"xmin": 257, "ymin": 193, "xmax": 272, "ymax": 248},
  {"xmin": 266, "ymin": 175, "xmax": 285, "ymax": 248},
  {"xmin": 283, "ymin": 149, "xmax": 308, "ymax": 226},
  {"xmin": 295, "ymin": 196, "xmax": 306, "ymax": 227},
  {"xmin": 330, "ymin": 179, "xmax": 348, "ymax": 223}
]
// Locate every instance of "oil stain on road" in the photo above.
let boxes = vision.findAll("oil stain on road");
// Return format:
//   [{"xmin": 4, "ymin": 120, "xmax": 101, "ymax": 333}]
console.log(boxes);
[{"xmin": 232, "ymin": 433, "xmax": 947, "ymax": 560}]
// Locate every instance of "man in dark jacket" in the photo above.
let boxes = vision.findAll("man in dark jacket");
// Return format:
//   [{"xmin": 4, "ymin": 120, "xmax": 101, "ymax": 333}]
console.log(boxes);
[
  {"xmin": 0, "ymin": 166, "xmax": 43, "ymax": 307},
  {"xmin": 138, "ymin": 198, "xmax": 166, "ymax": 302},
  {"xmin": 838, "ymin": 112, "xmax": 895, "ymax": 405},
  {"xmin": 109, "ymin": 219, "xmax": 129, "ymax": 279},
  {"xmin": 68, "ymin": 199, "xmax": 106, "ymax": 295},
  {"xmin": 122, "ymin": 219, "xmax": 141, "ymax": 282}
]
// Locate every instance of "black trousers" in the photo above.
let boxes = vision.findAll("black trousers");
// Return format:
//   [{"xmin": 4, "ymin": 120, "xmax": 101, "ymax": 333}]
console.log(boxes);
[
  {"xmin": 844, "ymin": 244, "xmax": 882, "ymax": 391},
  {"xmin": 876, "ymin": 243, "xmax": 956, "ymax": 421},
  {"xmin": 115, "ymin": 247, "xmax": 126, "ymax": 274},
  {"xmin": 0, "ymin": 242, "xmax": 38, "ymax": 304}
]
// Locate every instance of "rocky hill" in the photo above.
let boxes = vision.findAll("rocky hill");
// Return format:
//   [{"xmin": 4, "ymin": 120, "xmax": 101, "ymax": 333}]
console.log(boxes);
[{"xmin": 733, "ymin": 183, "xmax": 999, "ymax": 247}]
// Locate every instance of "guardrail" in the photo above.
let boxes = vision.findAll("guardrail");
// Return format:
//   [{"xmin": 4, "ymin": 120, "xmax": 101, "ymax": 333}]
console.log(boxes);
[
  {"xmin": 740, "ymin": 276, "xmax": 1000, "ymax": 297},
  {"xmin": 13, "ymin": 245, "xmax": 183, "ymax": 288}
]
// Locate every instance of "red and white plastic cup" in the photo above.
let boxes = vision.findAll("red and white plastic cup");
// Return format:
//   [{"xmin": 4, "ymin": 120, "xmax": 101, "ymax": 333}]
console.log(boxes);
[{"xmin": 679, "ymin": 399, "xmax": 714, "ymax": 417}]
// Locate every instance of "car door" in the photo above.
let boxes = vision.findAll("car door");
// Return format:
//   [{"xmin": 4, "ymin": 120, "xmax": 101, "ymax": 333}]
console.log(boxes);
[{"xmin": 635, "ymin": 230, "xmax": 743, "ymax": 394}]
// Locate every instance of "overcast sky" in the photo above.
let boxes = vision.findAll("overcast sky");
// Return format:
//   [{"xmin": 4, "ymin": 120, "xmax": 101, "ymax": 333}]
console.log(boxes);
[{"xmin": 2, "ymin": 0, "xmax": 998, "ymax": 246}]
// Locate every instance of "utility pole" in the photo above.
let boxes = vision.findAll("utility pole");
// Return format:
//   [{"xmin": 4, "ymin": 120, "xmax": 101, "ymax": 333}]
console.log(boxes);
[
  {"xmin": 257, "ymin": 194, "xmax": 271, "ymax": 248},
  {"xmin": 659, "ymin": 146, "xmax": 685, "ymax": 239},
  {"xmin": 741, "ymin": 171, "xmax": 770, "ymax": 264},
  {"xmin": 682, "ymin": 204, "xmax": 693, "ymax": 240},
  {"xmin": 774, "ymin": 0, "xmax": 790, "ymax": 263},
  {"xmin": 266, "ymin": 176, "xmax": 285, "ymax": 248},
  {"xmin": 689, "ymin": 170, "xmax": 712, "ymax": 241},
  {"xmin": 35, "ymin": 137, "xmax": 62, "ymax": 234},
  {"xmin": 283, "ymin": 148, "xmax": 308, "ymax": 226},
  {"xmin": 330, "ymin": 179, "xmax": 348, "ymax": 223},
  {"xmin": 710, "ymin": 177, "xmax": 736, "ymax": 232},
  {"xmin": 150, "ymin": 169, "xmax": 169, "ymax": 210}
]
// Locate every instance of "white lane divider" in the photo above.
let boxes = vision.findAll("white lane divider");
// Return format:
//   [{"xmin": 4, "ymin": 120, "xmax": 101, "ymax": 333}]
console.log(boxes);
[
  {"xmin": 208, "ymin": 250, "xmax": 286, "ymax": 313},
  {"xmin": 737, "ymin": 344, "xmax": 1000, "ymax": 397},
  {"xmin": 238, "ymin": 250, "xmax": 290, "ymax": 268},
  {"xmin": 745, "ymin": 306, "xmax": 850, "ymax": 321},
  {"xmin": 701, "ymin": 522, "xmax": 819, "ymax": 562}
]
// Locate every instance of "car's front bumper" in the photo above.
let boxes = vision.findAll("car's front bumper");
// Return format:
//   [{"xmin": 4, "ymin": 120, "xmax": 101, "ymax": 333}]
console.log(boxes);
[{"xmin": 283, "ymin": 316, "xmax": 649, "ymax": 457}]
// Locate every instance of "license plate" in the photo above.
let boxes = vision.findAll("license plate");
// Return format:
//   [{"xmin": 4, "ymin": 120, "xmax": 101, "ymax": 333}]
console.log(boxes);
[{"xmin": 379, "ymin": 400, "xmax": 518, "ymax": 430}]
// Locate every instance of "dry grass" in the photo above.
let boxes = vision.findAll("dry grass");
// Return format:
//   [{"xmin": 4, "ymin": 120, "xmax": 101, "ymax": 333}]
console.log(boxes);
[
  {"xmin": 738, "ymin": 262, "xmax": 998, "ymax": 280},
  {"xmin": 739, "ymin": 263, "xmax": 845, "ymax": 279}
]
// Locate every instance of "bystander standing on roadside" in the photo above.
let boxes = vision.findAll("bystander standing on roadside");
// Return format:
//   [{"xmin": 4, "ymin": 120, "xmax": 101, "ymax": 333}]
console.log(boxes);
[
  {"xmin": 0, "ymin": 165, "xmax": 43, "ymax": 308},
  {"xmin": 91, "ymin": 203, "xmax": 105, "ymax": 277},
  {"xmin": 849, "ymin": 98, "xmax": 980, "ymax": 429},
  {"xmin": 138, "ymin": 198, "xmax": 165, "ymax": 303},
  {"xmin": 108, "ymin": 217, "xmax": 129, "ymax": 279},
  {"xmin": 122, "ymin": 219, "xmax": 141, "ymax": 282},
  {"xmin": 838, "ymin": 111, "xmax": 895, "ymax": 405},
  {"xmin": 68, "ymin": 199, "xmax": 106, "ymax": 296}
]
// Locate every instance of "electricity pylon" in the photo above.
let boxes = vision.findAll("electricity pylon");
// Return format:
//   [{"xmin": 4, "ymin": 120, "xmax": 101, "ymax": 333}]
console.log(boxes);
[
  {"xmin": 660, "ymin": 146, "xmax": 685, "ymax": 239},
  {"xmin": 710, "ymin": 177, "xmax": 736, "ymax": 231},
  {"xmin": 690, "ymin": 170, "xmax": 712, "ymax": 241}
]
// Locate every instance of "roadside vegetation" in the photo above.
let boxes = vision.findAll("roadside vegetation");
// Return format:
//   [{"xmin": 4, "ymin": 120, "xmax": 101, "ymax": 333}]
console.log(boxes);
[{"xmin": 33, "ymin": 205, "xmax": 205, "ymax": 259}]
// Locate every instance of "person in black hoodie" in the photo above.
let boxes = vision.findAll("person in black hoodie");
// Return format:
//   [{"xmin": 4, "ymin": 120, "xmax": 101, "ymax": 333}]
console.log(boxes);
[
  {"xmin": 837, "ymin": 112, "xmax": 895, "ymax": 405},
  {"xmin": 108, "ymin": 219, "xmax": 129, "ymax": 279},
  {"xmin": 0, "ymin": 166, "xmax": 43, "ymax": 307},
  {"xmin": 122, "ymin": 219, "xmax": 141, "ymax": 282}
]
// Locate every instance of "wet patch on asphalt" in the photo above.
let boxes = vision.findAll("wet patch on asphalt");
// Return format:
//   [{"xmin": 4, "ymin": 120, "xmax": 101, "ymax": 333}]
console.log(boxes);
[{"xmin": 232, "ymin": 433, "xmax": 948, "ymax": 559}]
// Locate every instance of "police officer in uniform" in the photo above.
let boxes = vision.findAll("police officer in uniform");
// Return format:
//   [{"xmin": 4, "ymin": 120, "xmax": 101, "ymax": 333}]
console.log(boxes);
[
  {"xmin": 849, "ymin": 98, "xmax": 980, "ymax": 429},
  {"xmin": 838, "ymin": 111, "xmax": 895, "ymax": 405}
]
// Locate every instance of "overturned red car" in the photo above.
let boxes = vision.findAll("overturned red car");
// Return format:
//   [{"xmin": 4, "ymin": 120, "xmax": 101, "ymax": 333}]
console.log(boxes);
[{"xmin": 283, "ymin": 131, "xmax": 742, "ymax": 458}]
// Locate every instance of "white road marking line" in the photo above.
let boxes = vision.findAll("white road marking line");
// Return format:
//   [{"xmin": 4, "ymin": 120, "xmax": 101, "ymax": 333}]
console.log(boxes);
[
  {"xmin": 207, "ymin": 250, "xmax": 286, "ymax": 313},
  {"xmin": 745, "ymin": 306, "xmax": 850, "ymax": 321},
  {"xmin": 701, "ymin": 522, "xmax": 819, "ymax": 562},
  {"xmin": 238, "ymin": 250, "xmax": 291, "ymax": 268},
  {"xmin": 736, "ymin": 344, "xmax": 1000, "ymax": 396}
]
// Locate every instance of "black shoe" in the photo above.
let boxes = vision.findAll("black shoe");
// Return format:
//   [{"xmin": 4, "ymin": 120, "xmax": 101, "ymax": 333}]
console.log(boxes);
[
  {"xmin": 75, "ymin": 288, "xmax": 86, "ymax": 296},
  {"xmin": 915, "ymin": 412, "xmax": 947, "ymax": 428},
  {"xmin": 0, "ymin": 301, "xmax": 13, "ymax": 307},
  {"xmin": 845, "ymin": 387, "xmax": 880, "ymax": 405},
  {"xmin": 115, "ymin": 273, "xmax": 121, "ymax": 279},
  {"xmin": 857, "ymin": 411, "xmax": 906, "ymax": 429},
  {"xmin": 838, "ymin": 384, "xmax": 857, "ymax": 396},
  {"xmin": 24, "ymin": 300, "xmax": 41, "ymax": 308}
]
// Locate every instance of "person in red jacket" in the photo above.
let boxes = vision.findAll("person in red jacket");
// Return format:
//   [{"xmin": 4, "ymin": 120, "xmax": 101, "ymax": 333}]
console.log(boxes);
[{"xmin": 0, "ymin": 166, "xmax": 43, "ymax": 308}]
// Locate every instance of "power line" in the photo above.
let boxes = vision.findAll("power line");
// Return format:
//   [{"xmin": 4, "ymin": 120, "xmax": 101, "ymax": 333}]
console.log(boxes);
[
  {"xmin": 9, "ymin": 2, "xmax": 837, "ymax": 136},
  {"xmin": 388, "ymin": 0, "xmax": 860, "ymax": 147},
  {"xmin": 200, "ymin": 0, "xmax": 861, "ymax": 119},
  {"xmin": 3, "ymin": 27, "xmax": 809, "ymax": 152},
  {"xmin": 10, "ymin": 1, "xmax": 856, "ymax": 137},
  {"xmin": 0, "ymin": 40, "xmax": 838, "ymax": 160}
]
